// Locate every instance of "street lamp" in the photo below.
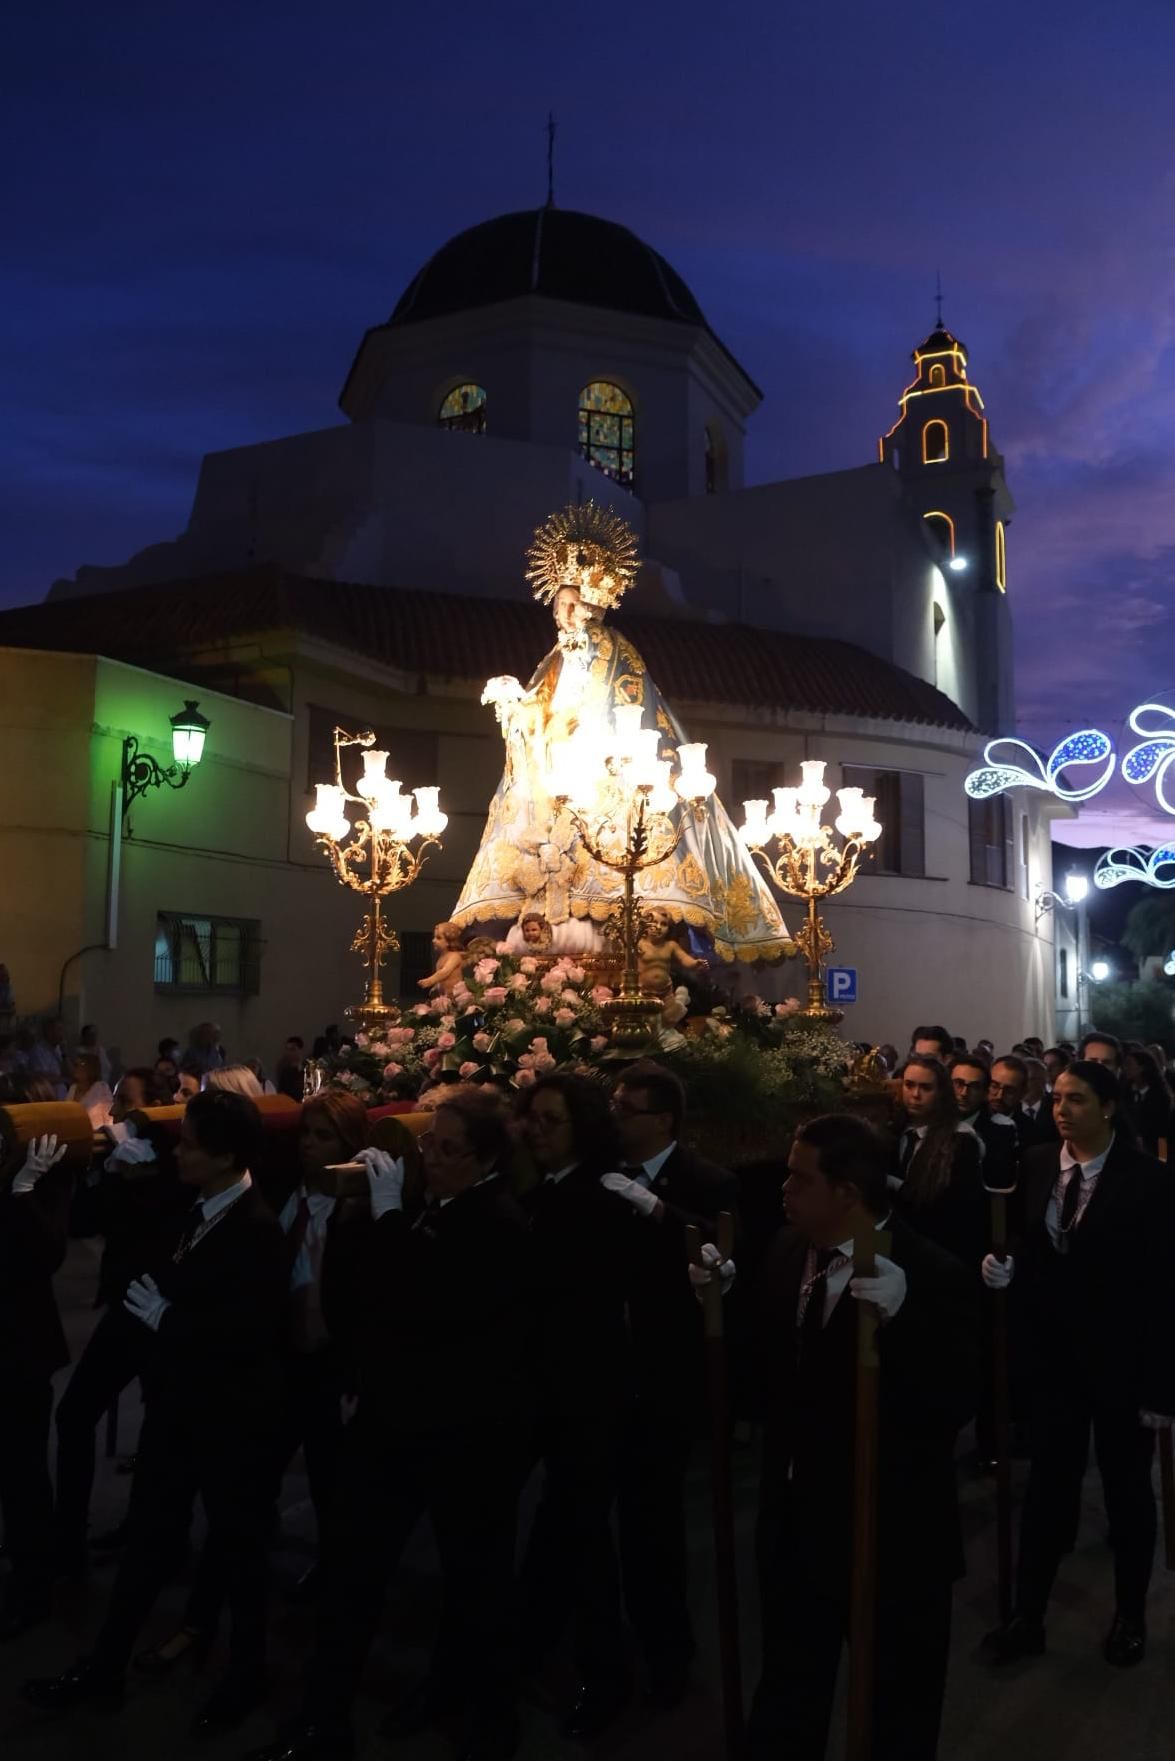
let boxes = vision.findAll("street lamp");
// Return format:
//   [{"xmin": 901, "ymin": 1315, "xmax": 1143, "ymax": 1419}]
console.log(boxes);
[
  {"xmin": 1036, "ymin": 869, "xmax": 1091, "ymax": 1037},
  {"xmin": 551, "ymin": 714, "xmax": 716, "ymax": 1052},
  {"xmin": 739, "ymin": 761, "xmax": 882, "ymax": 1022},
  {"xmin": 306, "ymin": 727, "xmax": 447, "ymax": 1033},
  {"xmin": 120, "ymin": 699, "xmax": 211, "ymax": 834},
  {"xmin": 1090, "ymin": 959, "xmax": 1111, "ymax": 984}
]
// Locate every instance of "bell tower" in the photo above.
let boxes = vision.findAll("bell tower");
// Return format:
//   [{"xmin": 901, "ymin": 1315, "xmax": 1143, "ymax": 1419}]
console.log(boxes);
[{"xmin": 878, "ymin": 311, "xmax": 1015, "ymax": 731}]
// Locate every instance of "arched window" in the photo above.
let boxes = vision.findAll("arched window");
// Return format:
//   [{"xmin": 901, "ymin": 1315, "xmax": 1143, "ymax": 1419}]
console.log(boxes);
[
  {"xmin": 578, "ymin": 381, "xmax": 634, "ymax": 486},
  {"xmin": 922, "ymin": 419, "xmax": 949, "ymax": 463},
  {"xmin": 704, "ymin": 423, "xmax": 727, "ymax": 494},
  {"xmin": 995, "ymin": 520, "xmax": 1007, "ymax": 591},
  {"xmin": 923, "ymin": 510, "xmax": 955, "ymax": 557},
  {"xmin": 438, "ymin": 383, "xmax": 487, "ymax": 434},
  {"xmin": 928, "ymin": 363, "xmax": 946, "ymax": 387}
]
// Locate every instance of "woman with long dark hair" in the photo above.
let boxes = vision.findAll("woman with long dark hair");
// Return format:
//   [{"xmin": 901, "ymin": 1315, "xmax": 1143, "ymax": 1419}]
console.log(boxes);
[
  {"xmin": 982, "ymin": 1059, "xmax": 1175, "ymax": 1668},
  {"xmin": 891, "ymin": 1055, "xmax": 987, "ymax": 1268},
  {"xmin": 514, "ymin": 1072, "xmax": 633, "ymax": 1736}
]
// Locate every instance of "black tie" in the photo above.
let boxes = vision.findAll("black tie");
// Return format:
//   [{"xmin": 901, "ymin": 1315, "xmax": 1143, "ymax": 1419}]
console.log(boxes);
[
  {"xmin": 621, "ymin": 1163, "xmax": 648, "ymax": 1180},
  {"xmin": 1058, "ymin": 1162, "xmax": 1084, "ymax": 1237},
  {"xmin": 800, "ymin": 1248, "xmax": 837, "ymax": 1349},
  {"xmin": 899, "ymin": 1131, "xmax": 919, "ymax": 1176},
  {"xmin": 175, "ymin": 1205, "xmax": 203, "ymax": 1254}
]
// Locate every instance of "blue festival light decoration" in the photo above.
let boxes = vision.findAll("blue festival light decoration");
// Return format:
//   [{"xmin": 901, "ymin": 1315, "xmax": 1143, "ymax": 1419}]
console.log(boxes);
[
  {"xmin": 1094, "ymin": 846, "xmax": 1175, "ymax": 891},
  {"xmin": 1121, "ymin": 703, "xmax": 1175, "ymax": 815},
  {"xmin": 964, "ymin": 730, "xmax": 1116, "ymax": 804}
]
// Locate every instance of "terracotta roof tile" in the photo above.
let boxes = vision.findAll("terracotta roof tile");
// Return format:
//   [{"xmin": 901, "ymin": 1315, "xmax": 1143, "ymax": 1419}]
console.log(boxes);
[{"xmin": 0, "ymin": 570, "xmax": 971, "ymax": 732}]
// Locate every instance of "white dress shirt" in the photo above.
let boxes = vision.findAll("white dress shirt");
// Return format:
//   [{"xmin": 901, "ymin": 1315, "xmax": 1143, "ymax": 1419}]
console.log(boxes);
[
  {"xmin": 542, "ymin": 1163, "xmax": 578, "ymax": 1187},
  {"xmin": 797, "ymin": 1215, "xmax": 893, "ymax": 1327},
  {"xmin": 279, "ymin": 1185, "xmax": 336, "ymax": 1290},
  {"xmin": 182, "ymin": 1171, "xmax": 253, "ymax": 1253},
  {"xmin": 629, "ymin": 1142, "xmax": 677, "ymax": 1188},
  {"xmin": 1047, "ymin": 1136, "xmax": 1113, "ymax": 1248}
]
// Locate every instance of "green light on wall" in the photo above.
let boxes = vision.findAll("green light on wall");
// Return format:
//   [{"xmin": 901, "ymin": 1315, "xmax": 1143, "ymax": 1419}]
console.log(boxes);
[{"xmin": 121, "ymin": 699, "xmax": 211, "ymax": 834}]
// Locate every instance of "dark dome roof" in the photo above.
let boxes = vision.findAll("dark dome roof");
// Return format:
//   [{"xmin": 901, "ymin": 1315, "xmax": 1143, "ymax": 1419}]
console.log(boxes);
[
  {"xmin": 390, "ymin": 207, "xmax": 708, "ymax": 329},
  {"xmin": 913, "ymin": 323, "xmax": 969, "ymax": 361}
]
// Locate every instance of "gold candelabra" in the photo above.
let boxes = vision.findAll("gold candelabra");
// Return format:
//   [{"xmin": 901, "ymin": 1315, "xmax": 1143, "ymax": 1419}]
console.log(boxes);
[
  {"xmin": 551, "ymin": 707, "xmax": 716, "ymax": 1052},
  {"xmin": 306, "ymin": 728, "xmax": 447, "ymax": 1033},
  {"xmin": 740, "ymin": 762, "xmax": 881, "ymax": 1023}
]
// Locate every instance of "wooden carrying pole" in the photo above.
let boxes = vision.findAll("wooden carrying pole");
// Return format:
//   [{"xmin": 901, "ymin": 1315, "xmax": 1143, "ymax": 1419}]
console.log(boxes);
[
  {"xmin": 845, "ymin": 1218, "xmax": 890, "ymax": 1761},
  {"xmin": 987, "ymin": 1183, "xmax": 1016, "ymax": 1623},
  {"xmin": 685, "ymin": 1213, "xmax": 743, "ymax": 1761}
]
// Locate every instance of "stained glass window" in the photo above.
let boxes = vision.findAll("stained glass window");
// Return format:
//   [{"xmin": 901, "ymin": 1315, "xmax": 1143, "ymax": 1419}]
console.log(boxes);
[
  {"xmin": 438, "ymin": 383, "xmax": 487, "ymax": 434},
  {"xmin": 578, "ymin": 382, "xmax": 634, "ymax": 487}
]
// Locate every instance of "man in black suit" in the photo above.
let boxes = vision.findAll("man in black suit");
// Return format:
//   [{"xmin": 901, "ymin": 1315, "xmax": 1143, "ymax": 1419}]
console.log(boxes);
[
  {"xmin": 0, "ymin": 1132, "xmax": 69, "ymax": 1639},
  {"xmin": 24, "ymin": 1089, "xmax": 288, "ymax": 1736},
  {"xmin": 604, "ymin": 1059, "xmax": 737, "ymax": 1708},
  {"xmin": 993, "ymin": 1052, "xmax": 1059, "ymax": 1151},
  {"xmin": 948, "ymin": 1051, "xmax": 1019, "ymax": 1190},
  {"xmin": 748, "ymin": 1113, "xmax": 979, "ymax": 1761}
]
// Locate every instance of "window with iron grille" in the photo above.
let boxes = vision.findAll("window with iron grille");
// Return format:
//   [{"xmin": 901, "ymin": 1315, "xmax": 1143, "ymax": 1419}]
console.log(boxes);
[{"xmin": 154, "ymin": 913, "xmax": 262, "ymax": 995}]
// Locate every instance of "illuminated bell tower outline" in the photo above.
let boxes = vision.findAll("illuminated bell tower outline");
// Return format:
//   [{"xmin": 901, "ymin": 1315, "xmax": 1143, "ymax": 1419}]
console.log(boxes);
[{"xmin": 877, "ymin": 310, "xmax": 1015, "ymax": 731}]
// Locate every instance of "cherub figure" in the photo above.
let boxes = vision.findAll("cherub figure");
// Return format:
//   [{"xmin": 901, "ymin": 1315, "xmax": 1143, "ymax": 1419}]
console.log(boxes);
[
  {"xmin": 418, "ymin": 921, "xmax": 465, "ymax": 994},
  {"xmin": 637, "ymin": 906, "xmax": 705, "ymax": 1005},
  {"xmin": 504, "ymin": 912, "xmax": 554, "ymax": 956}
]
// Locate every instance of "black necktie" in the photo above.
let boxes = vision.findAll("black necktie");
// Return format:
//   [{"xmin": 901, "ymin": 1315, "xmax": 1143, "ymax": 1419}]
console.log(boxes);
[
  {"xmin": 800, "ymin": 1247, "xmax": 837, "ymax": 1348},
  {"xmin": 620, "ymin": 1163, "xmax": 648, "ymax": 1180},
  {"xmin": 899, "ymin": 1131, "xmax": 919, "ymax": 1176},
  {"xmin": 1058, "ymin": 1162, "xmax": 1084, "ymax": 1238}
]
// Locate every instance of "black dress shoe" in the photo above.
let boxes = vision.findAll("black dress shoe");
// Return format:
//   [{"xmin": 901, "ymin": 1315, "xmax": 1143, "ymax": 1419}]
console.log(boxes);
[
  {"xmin": 456, "ymin": 1711, "xmax": 520, "ymax": 1761},
  {"xmin": 561, "ymin": 1679, "xmax": 629, "ymax": 1740},
  {"xmin": 190, "ymin": 1675, "xmax": 265, "ymax": 1738},
  {"xmin": 0, "ymin": 1593, "xmax": 53, "ymax": 1642},
  {"xmin": 21, "ymin": 1657, "xmax": 125, "ymax": 1713},
  {"xmin": 379, "ymin": 1676, "xmax": 453, "ymax": 1739},
  {"xmin": 981, "ymin": 1613, "xmax": 1046, "ymax": 1664},
  {"xmin": 1104, "ymin": 1614, "xmax": 1146, "ymax": 1667},
  {"xmin": 242, "ymin": 1722, "xmax": 354, "ymax": 1761}
]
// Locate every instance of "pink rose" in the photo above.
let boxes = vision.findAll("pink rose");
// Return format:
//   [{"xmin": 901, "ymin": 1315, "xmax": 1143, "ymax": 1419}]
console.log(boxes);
[
  {"xmin": 412, "ymin": 1002, "xmax": 431, "ymax": 1016},
  {"xmin": 473, "ymin": 957, "xmax": 500, "ymax": 982},
  {"xmin": 540, "ymin": 970, "xmax": 564, "ymax": 993},
  {"xmin": 520, "ymin": 957, "xmax": 538, "ymax": 975},
  {"xmin": 590, "ymin": 985, "xmax": 613, "ymax": 1004},
  {"xmin": 437, "ymin": 1032, "xmax": 456, "ymax": 1051},
  {"xmin": 383, "ymin": 1061, "xmax": 403, "ymax": 1078},
  {"xmin": 354, "ymin": 1032, "xmax": 369, "ymax": 1048},
  {"xmin": 560, "ymin": 988, "xmax": 580, "ymax": 1004},
  {"xmin": 529, "ymin": 1037, "xmax": 549, "ymax": 1055},
  {"xmin": 472, "ymin": 1032, "xmax": 492, "ymax": 1052},
  {"xmin": 505, "ymin": 1018, "xmax": 527, "ymax": 1034},
  {"xmin": 495, "ymin": 941, "xmax": 511, "ymax": 955},
  {"xmin": 508, "ymin": 973, "xmax": 529, "ymax": 992},
  {"xmin": 534, "ymin": 996, "xmax": 552, "ymax": 1016},
  {"xmin": 441, "ymin": 1015, "xmax": 455, "ymax": 1031},
  {"xmin": 514, "ymin": 1068, "xmax": 536, "ymax": 1087},
  {"xmin": 459, "ymin": 1061, "xmax": 481, "ymax": 1078},
  {"xmin": 554, "ymin": 1008, "xmax": 576, "ymax": 1027},
  {"xmin": 590, "ymin": 1035, "xmax": 608, "ymax": 1052},
  {"xmin": 533, "ymin": 1053, "xmax": 557, "ymax": 1072},
  {"xmin": 564, "ymin": 964, "xmax": 586, "ymax": 984},
  {"xmin": 517, "ymin": 1053, "xmax": 536, "ymax": 1069},
  {"xmin": 429, "ymin": 995, "xmax": 448, "ymax": 1015},
  {"xmin": 422, "ymin": 1047, "xmax": 441, "ymax": 1067},
  {"xmin": 483, "ymin": 985, "xmax": 508, "ymax": 1005}
]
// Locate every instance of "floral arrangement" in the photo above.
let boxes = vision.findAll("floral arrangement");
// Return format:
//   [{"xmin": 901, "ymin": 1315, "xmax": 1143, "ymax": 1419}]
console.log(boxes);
[{"xmin": 315, "ymin": 947, "xmax": 850, "ymax": 1116}]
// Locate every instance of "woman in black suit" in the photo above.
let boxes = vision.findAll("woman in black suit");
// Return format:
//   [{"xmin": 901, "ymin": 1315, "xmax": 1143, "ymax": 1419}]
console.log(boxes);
[
  {"xmin": 981, "ymin": 1060, "xmax": 1175, "ymax": 1668},
  {"xmin": 890, "ymin": 1055, "xmax": 987, "ymax": 1269}
]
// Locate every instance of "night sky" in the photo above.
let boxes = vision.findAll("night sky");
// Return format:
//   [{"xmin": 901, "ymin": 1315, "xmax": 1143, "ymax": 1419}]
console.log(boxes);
[{"xmin": 6, "ymin": 2, "xmax": 1175, "ymax": 843}]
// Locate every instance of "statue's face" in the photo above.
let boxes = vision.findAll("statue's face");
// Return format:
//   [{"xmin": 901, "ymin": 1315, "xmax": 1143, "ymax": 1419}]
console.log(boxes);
[
  {"xmin": 553, "ymin": 587, "xmax": 593, "ymax": 635},
  {"xmin": 645, "ymin": 909, "xmax": 670, "ymax": 942},
  {"xmin": 522, "ymin": 917, "xmax": 545, "ymax": 945}
]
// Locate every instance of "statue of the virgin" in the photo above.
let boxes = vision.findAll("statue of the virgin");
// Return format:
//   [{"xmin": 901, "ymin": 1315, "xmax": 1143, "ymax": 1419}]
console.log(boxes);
[{"xmin": 450, "ymin": 503, "xmax": 790, "ymax": 964}]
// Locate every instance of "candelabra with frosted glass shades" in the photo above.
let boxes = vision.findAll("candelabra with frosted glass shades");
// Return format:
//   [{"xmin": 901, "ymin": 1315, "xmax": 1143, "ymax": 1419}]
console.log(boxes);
[
  {"xmin": 740, "ymin": 762, "xmax": 882, "ymax": 1023},
  {"xmin": 550, "ymin": 706, "xmax": 716, "ymax": 1051},
  {"xmin": 306, "ymin": 727, "xmax": 447, "ymax": 1033}
]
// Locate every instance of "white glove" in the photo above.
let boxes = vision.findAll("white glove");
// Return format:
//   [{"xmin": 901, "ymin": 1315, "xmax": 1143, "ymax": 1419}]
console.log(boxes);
[
  {"xmin": 982, "ymin": 1253, "xmax": 1014, "ymax": 1290},
  {"xmin": 600, "ymin": 1172, "xmax": 660, "ymax": 1218},
  {"xmin": 689, "ymin": 1240, "xmax": 737, "ymax": 1294},
  {"xmin": 357, "ymin": 1146, "xmax": 405, "ymax": 1219},
  {"xmin": 105, "ymin": 1135, "xmax": 158, "ymax": 1173},
  {"xmin": 850, "ymin": 1254, "xmax": 907, "ymax": 1322},
  {"xmin": 124, "ymin": 1273, "xmax": 170, "ymax": 1332},
  {"xmin": 13, "ymin": 1134, "xmax": 68, "ymax": 1194},
  {"xmin": 1139, "ymin": 1409, "xmax": 1175, "ymax": 1430}
]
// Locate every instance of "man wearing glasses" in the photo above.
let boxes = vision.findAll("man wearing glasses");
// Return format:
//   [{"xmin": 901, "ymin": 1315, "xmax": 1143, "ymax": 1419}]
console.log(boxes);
[{"xmin": 601, "ymin": 1061, "xmax": 738, "ymax": 1712}]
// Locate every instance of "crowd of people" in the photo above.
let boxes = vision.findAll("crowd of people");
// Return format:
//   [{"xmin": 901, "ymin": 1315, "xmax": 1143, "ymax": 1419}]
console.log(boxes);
[{"xmin": 0, "ymin": 1018, "xmax": 1173, "ymax": 1760}]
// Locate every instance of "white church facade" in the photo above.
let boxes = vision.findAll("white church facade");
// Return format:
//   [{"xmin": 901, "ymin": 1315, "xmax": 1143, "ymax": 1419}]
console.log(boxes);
[{"xmin": 2, "ymin": 204, "xmax": 1063, "ymax": 1052}]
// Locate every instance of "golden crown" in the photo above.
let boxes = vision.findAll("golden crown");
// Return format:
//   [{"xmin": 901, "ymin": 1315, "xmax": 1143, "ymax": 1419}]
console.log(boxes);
[{"xmin": 525, "ymin": 501, "xmax": 640, "ymax": 612}]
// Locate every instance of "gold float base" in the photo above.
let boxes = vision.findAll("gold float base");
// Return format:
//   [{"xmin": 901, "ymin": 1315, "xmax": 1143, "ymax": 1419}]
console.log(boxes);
[
  {"xmin": 345, "ymin": 999, "xmax": 402, "ymax": 1038},
  {"xmin": 600, "ymin": 992, "xmax": 663, "ymax": 1059}
]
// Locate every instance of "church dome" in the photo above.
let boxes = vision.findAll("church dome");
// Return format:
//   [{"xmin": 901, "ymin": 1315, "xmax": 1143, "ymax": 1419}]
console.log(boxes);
[
  {"xmin": 389, "ymin": 207, "xmax": 708, "ymax": 329},
  {"xmin": 913, "ymin": 323, "xmax": 969, "ymax": 362}
]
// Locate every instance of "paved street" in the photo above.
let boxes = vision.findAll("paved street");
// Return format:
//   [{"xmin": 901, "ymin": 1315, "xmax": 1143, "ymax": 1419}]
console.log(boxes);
[{"xmin": 0, "ymin": 1239, "xmax": 1172, "ymax": 1760}]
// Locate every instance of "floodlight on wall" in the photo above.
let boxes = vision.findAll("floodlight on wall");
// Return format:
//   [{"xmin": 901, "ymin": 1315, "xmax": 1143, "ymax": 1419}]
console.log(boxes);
[
  {"xmin": 948, "ymin": 555, "xmax": 968, "ymax": 572},
  {"xmin": 1090, "ymin": 959, "xmax": 1111, "ymax": 983},
  {"xmin": 121, "ymin": 699, "xmax": 211, "ymax": 835}
]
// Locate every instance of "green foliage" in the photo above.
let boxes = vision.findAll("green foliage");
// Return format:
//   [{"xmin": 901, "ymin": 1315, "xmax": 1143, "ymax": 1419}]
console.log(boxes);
[
  {"xmin": 1085, "ymin": 978, "xmax": 1175, "ymax": 1050},
  {"xmin": 1121, "ymin": 895, "xmax": 1175, "ymax": 962}
]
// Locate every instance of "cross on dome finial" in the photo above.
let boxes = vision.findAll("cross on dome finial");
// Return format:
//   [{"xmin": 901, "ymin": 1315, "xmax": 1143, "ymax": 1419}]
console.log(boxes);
[{"xmin": 935, "ymin": 269, "xmax": 944, "ymax": 330}]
